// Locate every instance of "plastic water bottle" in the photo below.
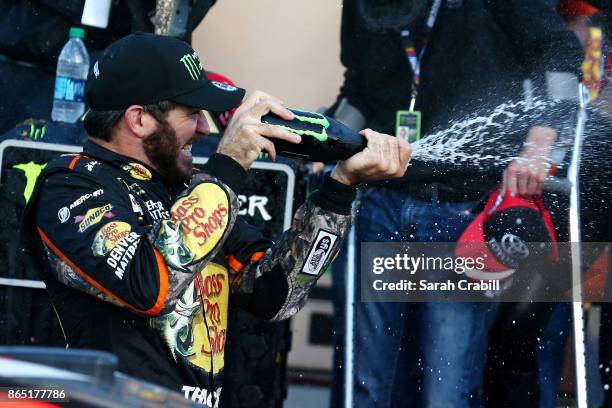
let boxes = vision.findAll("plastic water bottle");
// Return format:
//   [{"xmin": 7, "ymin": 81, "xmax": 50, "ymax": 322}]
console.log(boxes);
[{"xmin": 52, "ymin": 27, "xmax": 89, "ymax": 123}]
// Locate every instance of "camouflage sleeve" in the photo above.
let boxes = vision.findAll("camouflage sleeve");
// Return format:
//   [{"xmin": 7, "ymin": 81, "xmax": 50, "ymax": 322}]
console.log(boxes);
[{"xmin": 230, "ymin": 174, "xmax": 355, "ymax": 321}]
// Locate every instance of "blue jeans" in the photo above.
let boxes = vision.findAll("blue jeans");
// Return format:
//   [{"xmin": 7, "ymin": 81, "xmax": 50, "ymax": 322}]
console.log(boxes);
[
  {"xmin": 537, "ymin": 303, "xmax": 572, "ymax": 408},
  {"xmin": 331, "ymin": 187, "xmax": 499, "ymax": 408}
]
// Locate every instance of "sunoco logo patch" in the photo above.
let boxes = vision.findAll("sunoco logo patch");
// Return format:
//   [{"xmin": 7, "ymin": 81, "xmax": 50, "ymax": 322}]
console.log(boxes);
[
  {"xmin": 75, "ymin": 204, "xmax": 114, "ymax": 233},
  {"xmin": 301, "ymin": 230, "xmax": 338, "ymax": 276}
]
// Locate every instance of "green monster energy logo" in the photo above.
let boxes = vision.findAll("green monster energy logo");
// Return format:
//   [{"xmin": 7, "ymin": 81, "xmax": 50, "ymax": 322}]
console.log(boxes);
[
  {"xmin": 28, "ymin": 123, "xmax": 46, "ymax": 140},
  {"xmin": 277, "ymin": 112, "xmax": 331, "ymax": 141},
  {"xmin": 180, "ymin": 54, "xmax": 201, "ymax": 81},
  {"xmin": 13, "ymin": 162, "xmax": 47, "ymax": 203}
]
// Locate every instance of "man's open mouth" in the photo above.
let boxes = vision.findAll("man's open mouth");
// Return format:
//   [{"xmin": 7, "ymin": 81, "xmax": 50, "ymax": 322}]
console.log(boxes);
[{"xmin": 181, "ymin": 136, "xmax": 200, "ymax": 152}]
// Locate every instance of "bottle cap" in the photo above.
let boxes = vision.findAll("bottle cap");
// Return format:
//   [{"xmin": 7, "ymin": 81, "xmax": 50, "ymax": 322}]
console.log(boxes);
[{"xmin": 69, "ymin": 27, "xmax": 85, "ymax": 39}]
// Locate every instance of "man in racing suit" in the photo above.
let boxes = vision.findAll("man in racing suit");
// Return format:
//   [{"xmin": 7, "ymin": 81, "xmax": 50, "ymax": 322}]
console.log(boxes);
[{"xmin": 21, "ymin": 32, "xmax": 411, "ymax": 407}]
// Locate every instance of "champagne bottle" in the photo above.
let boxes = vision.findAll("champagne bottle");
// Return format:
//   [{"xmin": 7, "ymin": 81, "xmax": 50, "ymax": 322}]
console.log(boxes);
[{"xmin": 261, "ymin": 109, "xmax": 366, "ymax": 162}]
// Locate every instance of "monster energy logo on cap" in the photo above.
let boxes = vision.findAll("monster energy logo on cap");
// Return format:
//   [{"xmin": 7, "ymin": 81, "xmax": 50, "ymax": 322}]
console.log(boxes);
[{"xmin": 180, "ymin": 53, "xmax": 203, "ymax": 81}]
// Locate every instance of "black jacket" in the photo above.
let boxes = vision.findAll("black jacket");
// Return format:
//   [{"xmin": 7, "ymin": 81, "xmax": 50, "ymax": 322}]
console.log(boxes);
[
  {"xmin": 22, "ymin": 140, "xmax": 355, "ymax": 406},
  {"xmin": 336, "ymin": 0, "xmax": 583, "ymax": 192}
]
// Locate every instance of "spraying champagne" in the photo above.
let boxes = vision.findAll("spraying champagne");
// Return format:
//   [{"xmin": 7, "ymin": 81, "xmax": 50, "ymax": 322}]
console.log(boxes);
[{"xmin": 261, "ymin": 109, "xmax": 367, "ymax": 162}]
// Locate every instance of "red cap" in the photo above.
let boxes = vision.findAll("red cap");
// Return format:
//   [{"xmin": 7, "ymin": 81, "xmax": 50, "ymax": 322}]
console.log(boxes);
[
  {"xmin": 558, "ymin": 0, "xmax": 599, "ymax": 17},
  {"xmin": 455, "ymin": 187, "xmax": 558, "ymax": 282}
]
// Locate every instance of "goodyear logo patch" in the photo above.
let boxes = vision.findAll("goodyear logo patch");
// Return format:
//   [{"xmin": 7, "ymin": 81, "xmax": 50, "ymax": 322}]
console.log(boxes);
[{"xmin": 76, "ymin": 204, "xmax": 114, "ymax": 233}]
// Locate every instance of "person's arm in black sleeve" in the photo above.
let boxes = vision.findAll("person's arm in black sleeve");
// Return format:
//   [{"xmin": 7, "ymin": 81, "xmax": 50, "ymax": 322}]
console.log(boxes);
[
  {"xmin": 485, "ymin": 0, "xmax": 583, "ymax": 132},
  {"xmin": 34, "ymin": 154, "xmax": 242, "ymax": 316},
  {"xmin": 485, "ymin": 0, "xmax": 584, "ymax": 75},
  {"xmin": 225, "ymin": 173, "xmax": 355, "ymax": 320},
  {"xmin": 484, "ymin": 0, "xmax": 584, "ymax": 194}
]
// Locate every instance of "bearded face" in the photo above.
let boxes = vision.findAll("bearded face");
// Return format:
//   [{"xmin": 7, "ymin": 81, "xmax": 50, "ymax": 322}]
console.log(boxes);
[{"xmin": 142, "ymin": 119, "xmax": 192, "ymax": 184}]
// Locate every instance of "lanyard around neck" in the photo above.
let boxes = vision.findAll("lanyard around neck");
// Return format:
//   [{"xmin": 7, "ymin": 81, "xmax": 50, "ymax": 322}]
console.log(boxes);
[{"xmin": 400, "ymin": 0, "xmax": 444, "ymax": 110}]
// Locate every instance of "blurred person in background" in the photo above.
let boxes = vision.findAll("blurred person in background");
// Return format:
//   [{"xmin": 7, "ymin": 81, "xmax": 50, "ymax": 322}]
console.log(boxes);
[
  {"xmin": 327, "ymin": 0, "xmax": 584, "ymax": 407},
  {"xmin": 0, "ymin": 0, "xmax": 216, "ymax": 134}
]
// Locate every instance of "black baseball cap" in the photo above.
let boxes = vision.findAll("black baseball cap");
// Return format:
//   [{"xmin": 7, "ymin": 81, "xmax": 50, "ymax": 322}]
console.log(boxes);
[{"xmin": 85, "ymin": 32, "xmax": 245, "ymax": 111}]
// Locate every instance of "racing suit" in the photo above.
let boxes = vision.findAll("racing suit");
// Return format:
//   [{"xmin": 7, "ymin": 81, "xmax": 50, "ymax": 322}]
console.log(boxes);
[{"xmin": 22, "ymin": 140, "xmax": 354, "ymax": 407}]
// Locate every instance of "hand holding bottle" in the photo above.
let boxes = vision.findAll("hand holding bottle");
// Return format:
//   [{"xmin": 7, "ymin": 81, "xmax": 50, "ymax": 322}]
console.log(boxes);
[
  {"xmin": 216, "ymin": 91, "xmax": 301, "ymax": 170},
  {"xmin": 330, "ymin": 129, "xmax": 412, "ymax": 186}
]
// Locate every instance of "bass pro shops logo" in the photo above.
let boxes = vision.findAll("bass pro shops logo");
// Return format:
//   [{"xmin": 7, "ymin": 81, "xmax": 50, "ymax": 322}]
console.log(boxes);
[
  {"xmin": 122, "ymin": 163, "xmax": 152, "ymax": 181},
  {"xmin": 180, "ymin": 52, "xmax": 204, "ymax": 81},
  {"xmin": 151, "ymin": 263, "xmax": 229, "ymax": 378},
  {"xmin": 157, "ymin": 183, "xmax": 230, "ymax": 269},
  {"xmin": 91, "ymin": 221, "xmax": 132, "ymax": 257}
]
